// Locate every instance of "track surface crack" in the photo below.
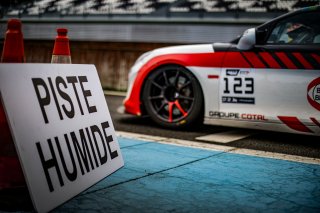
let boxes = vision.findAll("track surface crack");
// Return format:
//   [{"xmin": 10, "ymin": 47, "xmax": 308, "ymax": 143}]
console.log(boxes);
[{"xmin": 82, "ymin": 148, "xmax": 237, "ymax": 196}]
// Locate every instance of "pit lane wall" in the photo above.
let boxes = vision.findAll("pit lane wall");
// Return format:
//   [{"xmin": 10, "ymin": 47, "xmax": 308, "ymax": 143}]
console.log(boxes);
[{"xmin": 0, "ymin": 40, "xmax": 170, "ymax": 91}]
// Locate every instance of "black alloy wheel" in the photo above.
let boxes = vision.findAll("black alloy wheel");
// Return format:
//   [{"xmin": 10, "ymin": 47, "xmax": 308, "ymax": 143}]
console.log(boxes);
[{"xmin": 142, "ymin": 65, "xmax": 204, "ymax": 129}]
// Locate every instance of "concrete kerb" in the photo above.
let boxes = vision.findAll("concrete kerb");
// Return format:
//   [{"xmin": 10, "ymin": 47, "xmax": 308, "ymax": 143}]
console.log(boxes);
[{"xmin": 116, "ymin": 131, "xmax": 320, "ymax": 165}]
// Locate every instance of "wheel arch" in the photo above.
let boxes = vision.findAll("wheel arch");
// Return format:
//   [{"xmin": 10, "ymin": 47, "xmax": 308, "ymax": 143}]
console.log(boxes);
[
  {"xmin": 140, "ymin": 63, "xmax": 205, "ymax": 122},
  {"xmin": 125, "ymin": 52, "xmax": 214, "ymax": 117}
]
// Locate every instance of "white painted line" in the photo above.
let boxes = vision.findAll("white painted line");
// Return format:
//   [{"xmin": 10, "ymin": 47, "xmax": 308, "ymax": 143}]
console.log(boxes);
[
  {"xmin": 116, "ymin": 131, "xmax": 320, "ymax": 165},
  {"xmin": 195, "ymin": 130, "xmax": 254, "ymax": 143},
  {"xmin": 116, "ymin": 131, "xmax": 235, "ymax": 152},
  {"xmin": 104, "ymin": 90, "xmax": 126, "ymax": 97},
  {"xmin": 117, "ymin": 106, "xmax": 125, "ymax": 114}
]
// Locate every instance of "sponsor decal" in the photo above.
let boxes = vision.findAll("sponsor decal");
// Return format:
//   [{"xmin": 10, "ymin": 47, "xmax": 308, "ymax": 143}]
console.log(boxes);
[
  {"xmin": 241, "ymin": 113, "xmax": 267, "ymax": 121},
  {"xmin": 226, "ymin": 69, "xmax": 239, "ymax": 76},
  {"xmin": 209, "ymin": 111, "xmax": 239, "ymax": 119},
  {"xmin": 307, "ymin": 77, "xmax": 320, "ymax": 111},
  {"xmin": 239, "ymin": 70, "xmax": 250, "ymax": 75},
  {"xmin": 209, "ymin": 111, "xmax": 267, "ymax": 121},
  {"xmin": 222, "ymin": 96, "xmax": 255, "ymax": 104},
  {"xmin": 226, "ymin": 69, "xmax": 250, "ymax": 76}
]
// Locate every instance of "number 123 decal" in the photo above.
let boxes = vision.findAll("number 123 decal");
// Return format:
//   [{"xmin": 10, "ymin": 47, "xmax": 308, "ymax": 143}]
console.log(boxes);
[
  {"xmin": 223, "ymin": 77, "xmax": 254, "ymax": 94},
  {"xmin": 222, "ymin": 70, "xmax": 255, "ymax": 104}
]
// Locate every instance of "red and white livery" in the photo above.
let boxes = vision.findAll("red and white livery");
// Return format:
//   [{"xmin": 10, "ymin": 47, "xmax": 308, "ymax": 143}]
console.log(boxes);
[{"xmin": 124, "ymin": 6, "xmax": 320, "ymax": 135}]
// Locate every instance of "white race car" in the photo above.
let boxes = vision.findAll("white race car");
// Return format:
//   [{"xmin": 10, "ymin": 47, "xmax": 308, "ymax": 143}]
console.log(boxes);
[{"xmin": 124, "ymin": 6, "xmax": 320, "ymax": 135}]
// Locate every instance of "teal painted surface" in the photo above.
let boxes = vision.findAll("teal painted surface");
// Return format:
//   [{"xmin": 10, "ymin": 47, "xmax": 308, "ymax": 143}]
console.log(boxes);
[
  {"xmin": 54, "ymin": 137, "xmax": 320, "ymax": 213},
  {"xmin": 1, "ymin": 137, "xmax": 319, "ymax": 212}
]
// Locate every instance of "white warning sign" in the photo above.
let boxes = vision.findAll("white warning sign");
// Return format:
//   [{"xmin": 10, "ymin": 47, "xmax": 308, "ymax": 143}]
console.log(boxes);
[{"xmin": 0, "ymin": 64, "xmax": 124, "ymax": 213}]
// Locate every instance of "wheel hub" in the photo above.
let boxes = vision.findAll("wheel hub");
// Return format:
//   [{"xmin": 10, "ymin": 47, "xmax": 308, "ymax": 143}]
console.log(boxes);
[{"xmin": 164, "ymin": 85, "xmax": 178, "ymax": 102}]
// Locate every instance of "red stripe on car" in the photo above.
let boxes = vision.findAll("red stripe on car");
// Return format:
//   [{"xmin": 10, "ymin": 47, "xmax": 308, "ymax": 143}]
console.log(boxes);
[
  {"xmin": 208, "ymin": 75, "xmax": 219, "ymax": 79},
  {"xmin": 275, "ymin": 52, "xmax": 297, "ymax": 69},
  {"xmin": 242, "ymin": 52, "xmax": 266, "ymax": 68},
  {"xmin": 292, "ymin": 52, "xmax": 313, "ymax": 69},
  {"xmin": 278, "ymin": 116, "xmax": 313, "ymax": 133},
  {"xmin": 259, "ymin": 52, "xmax": 281, "ymax": 69},
  {"xmin": 223, "ymin": 52, "xmax": 251, "ymax": 68},
  {"xmin": 155, "ymin": 52, "xmax": 225, "ymax": 67},
  {"xmin": 311, "ymin": 54, "xmax": 320, "ymax": 63},
  {"xmin": 310, "ymin": 118, "xmax": 320, "ymax": 128}
]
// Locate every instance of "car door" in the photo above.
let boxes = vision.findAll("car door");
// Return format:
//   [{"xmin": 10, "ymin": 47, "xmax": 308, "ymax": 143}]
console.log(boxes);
[{"xmin": 219, "ymin": 9, "xmax": 320, "ymax": 134}]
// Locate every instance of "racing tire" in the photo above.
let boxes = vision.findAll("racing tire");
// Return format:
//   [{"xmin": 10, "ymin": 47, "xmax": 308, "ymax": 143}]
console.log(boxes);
[{"xmin": 142, "ymin": 65, "xmax": 204, "ymax": 129}]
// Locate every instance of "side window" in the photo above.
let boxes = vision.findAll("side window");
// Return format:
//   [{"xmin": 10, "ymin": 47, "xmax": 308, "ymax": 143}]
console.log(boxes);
[{"xmin": 266, "ymin": 11, "xmax": 320, "ymax": 45}]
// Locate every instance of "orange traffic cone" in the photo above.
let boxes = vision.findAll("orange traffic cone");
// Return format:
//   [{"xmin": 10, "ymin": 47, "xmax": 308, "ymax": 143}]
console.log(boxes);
[
  {"xmin": 51, "ymin": 28, "xmax": 72, "ymax": 64},
  {"xmin": 0, "ymin": 19, "xmax": 26, "ymax": 189}
]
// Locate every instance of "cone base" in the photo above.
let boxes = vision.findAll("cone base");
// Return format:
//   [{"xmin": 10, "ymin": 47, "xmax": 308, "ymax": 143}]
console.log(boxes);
[{"xmin": 51, "ymin": 55, "xmax": 72, "ymax": 64}]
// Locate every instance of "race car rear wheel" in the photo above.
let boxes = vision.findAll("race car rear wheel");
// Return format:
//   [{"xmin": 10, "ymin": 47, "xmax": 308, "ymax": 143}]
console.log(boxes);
[{"xmin": 142, "ymin": 65, "xmax": 204, "ymax": 129}]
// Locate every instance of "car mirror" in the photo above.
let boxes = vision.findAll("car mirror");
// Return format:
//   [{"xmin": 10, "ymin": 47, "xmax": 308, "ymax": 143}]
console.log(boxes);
[{"xmin": 237, "ymin": 28, "xmax": 256, "ymax": 50}]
